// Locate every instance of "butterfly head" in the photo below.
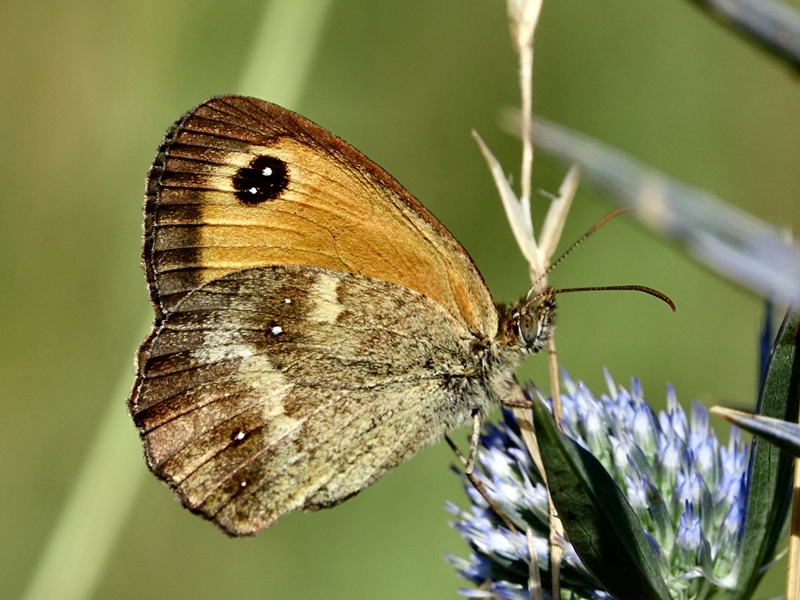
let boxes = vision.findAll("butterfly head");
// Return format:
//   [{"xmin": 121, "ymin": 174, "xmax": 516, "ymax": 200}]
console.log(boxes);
[{"xmin": 499, "ymin": 289, "xmax": 556, "ymax": 355}]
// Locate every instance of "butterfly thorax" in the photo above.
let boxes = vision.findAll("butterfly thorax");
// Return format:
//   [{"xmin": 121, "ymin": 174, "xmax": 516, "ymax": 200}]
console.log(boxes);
[{"xmin": 462, "ymin": 292, "xmax": 556, "ymax": 411}]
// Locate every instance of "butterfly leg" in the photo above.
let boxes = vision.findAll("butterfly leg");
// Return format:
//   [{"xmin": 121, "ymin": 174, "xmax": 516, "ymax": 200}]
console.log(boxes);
[
  {"xmin": 445, "ymin": 411, "xmax": 518, "ymax": 533},
  {"xmin": 499, "ymin": 394, "xmax": 533, "ymax": 409},
  {"xmin": 465, "ymin": 408, "xmax": 482, "ymax": 476}
]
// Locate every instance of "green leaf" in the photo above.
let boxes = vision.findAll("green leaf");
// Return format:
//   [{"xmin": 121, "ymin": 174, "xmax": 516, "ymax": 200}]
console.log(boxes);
[
  {"xmin": 730, "ymin": 309, "xmax": 800, "ymax": 600},
  {"xmin": 531, "ymin": 397, "xmax": 671, "ymax": 600}
]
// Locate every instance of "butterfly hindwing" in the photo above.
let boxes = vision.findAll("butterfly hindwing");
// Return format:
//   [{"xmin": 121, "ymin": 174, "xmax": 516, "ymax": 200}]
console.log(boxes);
[{"xmin": 131, "ymin": 265, "xmax": 493, "ymax": 535}]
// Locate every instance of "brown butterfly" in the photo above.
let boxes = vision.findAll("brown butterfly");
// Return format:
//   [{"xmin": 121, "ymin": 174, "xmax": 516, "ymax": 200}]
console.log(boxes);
[{"xmin": 129, "ymin": 95, "xmax": 556, "ymax": 536}]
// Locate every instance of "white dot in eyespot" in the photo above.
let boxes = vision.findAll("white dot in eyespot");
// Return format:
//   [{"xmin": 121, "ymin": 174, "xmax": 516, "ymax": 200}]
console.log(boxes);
[
  {"xmin": 262, "ymin": 166, "xmax": 273, "ymax": 177},
  {"xmin": 248, "ymin": 187, "xmax": 257, "ymax": 194},
  {"xmin": 271, "ymin": 325, "xmax": 283, "ymax": 335},
  {"xmin": 240, "ymin": 480, "xmax": 248, "ymax": 488},
  {"xmin": 234, "ymin": 430, "xmax": 245, "ymax": 441},
  {"xmin": 283, "ymin": 298, "xmax": 292, "ymax": 304}
]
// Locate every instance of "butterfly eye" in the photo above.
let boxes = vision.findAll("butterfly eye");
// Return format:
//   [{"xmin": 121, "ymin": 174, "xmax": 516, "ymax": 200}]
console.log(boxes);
[
  {"xmin": 519, "ymin": 313, "xmax": 540, "ymax": 346},
  {"xmin": 516, "ymin": 300, "xmax": 554, "ymax": 353}
]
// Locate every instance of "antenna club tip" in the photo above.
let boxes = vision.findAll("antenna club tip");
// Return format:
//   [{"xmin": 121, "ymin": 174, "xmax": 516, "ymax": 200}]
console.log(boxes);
[
  {"xmin": 552, "ymin": 285, "xmax": 675, "ymax": 312},
  {"xmin": 656, "ymin": 291, "xmax": 676, "ymax": 312}
]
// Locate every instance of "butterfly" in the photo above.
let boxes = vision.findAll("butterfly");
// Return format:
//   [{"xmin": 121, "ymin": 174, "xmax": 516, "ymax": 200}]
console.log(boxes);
[{"xmin": 128, "ymin": 95, "xmax": 556, "ymax": 536}]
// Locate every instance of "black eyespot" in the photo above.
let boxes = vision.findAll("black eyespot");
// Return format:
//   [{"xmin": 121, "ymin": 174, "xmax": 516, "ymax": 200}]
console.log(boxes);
[{"xmin": 233, "ymin": 155, "xmax": 289, "ymax": 204}]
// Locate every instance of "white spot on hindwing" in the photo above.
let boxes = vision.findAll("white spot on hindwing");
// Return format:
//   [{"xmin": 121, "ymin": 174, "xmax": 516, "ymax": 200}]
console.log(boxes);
[
  {"xmin": 307, "ymin": 273, "xmax": 343, "ymax": 323},
  {"xmin": 271, "ymin": 325, "xmax": 283, "ymax": 335}
]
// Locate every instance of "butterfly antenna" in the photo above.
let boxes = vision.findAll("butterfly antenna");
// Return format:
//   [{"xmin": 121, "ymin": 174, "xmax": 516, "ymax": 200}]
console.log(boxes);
[
  {"xmin": 524, "ymin": 207, "xmax": 675, "ymax": 312},
  {"xmin": 528, "ymin": 207, "xmax": 632, "ymax": 297},
  {"xmin": 551, "ymin": 285, "xmax": 676, "ymax": 311}
]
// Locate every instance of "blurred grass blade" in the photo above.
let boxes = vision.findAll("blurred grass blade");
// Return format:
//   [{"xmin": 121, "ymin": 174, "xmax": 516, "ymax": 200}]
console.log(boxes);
[
  {"xmin": 712, "ymin": 407, "xmax": 800, "ymax": 457},
  {"xmin": 685, "ymin": 0, "xmax": 800, "ymax": 74},
  {"xmin": 529, "ymin": 117, "xmax": 800, "ymax": 305},
  {"xmin": 730, "ymin": 309, "xmax": 800, "ymax": 599},
  {"xmin": 531, "ymin": 396, "xmax": 671, "ymax": 600},
  {"xmin": 237, "ymin": 0, "xmax": 334, "ymax": 105},
  {"xmin": 21, "ymin": 1, "xmax": 331, "ymax": 599},
  {"xmin": 20, "ymin": 354, "xmax": 147, "ymax": 600}
]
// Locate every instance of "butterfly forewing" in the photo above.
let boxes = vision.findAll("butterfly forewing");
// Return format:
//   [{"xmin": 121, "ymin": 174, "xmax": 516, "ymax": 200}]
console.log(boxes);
[{"xmin": 144, "ymin": 96, "xmax": 498, "ymax": 337}]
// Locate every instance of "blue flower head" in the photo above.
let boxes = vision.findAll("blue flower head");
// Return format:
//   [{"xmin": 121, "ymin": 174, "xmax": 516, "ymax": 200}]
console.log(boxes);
[{"xmin": 447, "ymin": 371, "xmax": 750, "ymax": 600}]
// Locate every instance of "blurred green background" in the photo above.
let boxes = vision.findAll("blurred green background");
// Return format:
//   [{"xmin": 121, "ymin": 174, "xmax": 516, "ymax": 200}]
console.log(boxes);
[{"xmin": 2, "ymin": 0, "xmax": 799, "ymax": 598}]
